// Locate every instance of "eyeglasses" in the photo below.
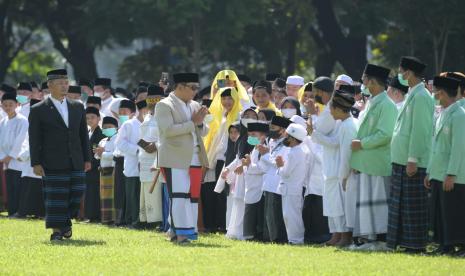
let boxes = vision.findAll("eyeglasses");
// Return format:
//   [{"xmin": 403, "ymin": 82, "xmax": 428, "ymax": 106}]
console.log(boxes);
[{"xmin": 184, "ymin": 84, "xmax": 200, "ymax": 91}]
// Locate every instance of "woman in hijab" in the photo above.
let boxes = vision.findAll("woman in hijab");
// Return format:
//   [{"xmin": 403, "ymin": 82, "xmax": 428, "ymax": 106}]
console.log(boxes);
[
  {"xmin": 280, "ymin": 97, "xmax": 302, "ymax": 119},
  {"xmin": 202, "ymin": 87, "xmax": 242, "ymax": 233},
  {"xmin": 219, "ymin": 108, "xmax": 258, "ymax": 240},
  {"xmin": 210, "ymin": 70, "xmax": 250, "ymax": 108}
]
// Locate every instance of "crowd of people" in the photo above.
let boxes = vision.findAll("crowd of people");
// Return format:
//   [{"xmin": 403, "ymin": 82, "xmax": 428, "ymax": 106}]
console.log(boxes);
[{"xmin": 0, "ymin": 56, "xmax": 464, "ymax": 256}]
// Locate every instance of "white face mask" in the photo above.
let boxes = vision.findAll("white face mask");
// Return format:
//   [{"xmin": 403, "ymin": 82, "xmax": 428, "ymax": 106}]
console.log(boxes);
[
  {"xmin": 241, "ymin": 118, "xmax": 257, "ymax": 128},
  {"xmin": 204, "ymin": 114, "xmax": 214, "ymax": 124},
  {"xmin": 281, "ymin": 108, "xmax": 297, "ymax": 118},
  {"xmin": 94, "ymin": 91, "xmax": 104, "ymax": 98}
]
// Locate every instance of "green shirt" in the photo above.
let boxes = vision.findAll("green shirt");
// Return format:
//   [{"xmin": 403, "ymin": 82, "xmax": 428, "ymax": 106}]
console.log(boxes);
[
  {"xmin": 391, "ymin": 83, "xmax": 435, "ymax": 168},
  {"xmin": 350, "ymin": 91, "xmax": 398, "ymax": 176},
  {"xmin": 427, "ymin": 102, "xmax": 465, "ymax": 184},
  {"xmin": 458, "ymin": 97, "xmax": 465, "ymax": 108}
]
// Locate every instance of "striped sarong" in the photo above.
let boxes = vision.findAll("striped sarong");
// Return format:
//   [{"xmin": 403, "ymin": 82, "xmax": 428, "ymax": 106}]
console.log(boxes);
[
  {"xmin": 43, "ymin": 171, "xmax": 86, "ymax": 229},
  {"xmin": 387, "ymin": 164, "xmax": 429, "ymax": 249},
  {"xmin": 100, "ymin": 167, "xmax": 115, "ymax": 223}
]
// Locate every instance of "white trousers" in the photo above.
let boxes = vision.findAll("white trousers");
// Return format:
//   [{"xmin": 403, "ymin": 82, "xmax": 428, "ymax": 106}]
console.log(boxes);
[
  {"xmin": 328, "ymin": 215, "xmax": 348, "ymax": 233},
  {"xmin": 168, "ymin": 168, "xmax": 197, "ymax": 237},
  {"xmin": 282, "ymin": 194, "xmax": 304, "ymax": 244}
]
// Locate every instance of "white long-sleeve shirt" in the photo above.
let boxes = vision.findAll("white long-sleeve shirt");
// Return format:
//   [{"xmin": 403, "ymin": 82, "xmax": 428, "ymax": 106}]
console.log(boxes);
[
  {"xmin": 244, "ymin": 148, "xmax": 265, "ymax": 204},
  {"xmin": 139, "ymin": 114, "xmax": 159, "ymax": 182},
  {"xmin": 304, "ymin": 136, "xmax": 324, "ymax": 196},
  {"xmin": 0, "ymin": 113, "xmax": 29, "ymax": 171},
  {"xmin": 18, "ymin": 134, "xmax": 41, "ymax": 179},
  {"xmin": 259, "ymin": 138, "xmax": 289, "ymax": 194},
  {"xmin": 313, "ymin": 104, "xmax": 336, "ymax": 135},
  {"xmin": 312, "ymin": 116, "xmax": 357, "ymax": 182},
  {"xmin": 277, "ymin": 143, "xmax": 309, "ymax": 196},
  {"xmin": 116, "ymin": 117, "xmax": 141, "ymax": 177},
  {"xmin": 96, "ymin": 134, "xmax": 117, "ymax": 168},
  {"xmin": 101, "ymin": 96, "xmax": 116, "ymax": 118}
]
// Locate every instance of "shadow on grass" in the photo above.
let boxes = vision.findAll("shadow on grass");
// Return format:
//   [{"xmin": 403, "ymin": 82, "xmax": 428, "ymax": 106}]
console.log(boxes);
[
  {"xmin": 43, "ymin": 239, "xmax": 107, "ymax": 247},
  {"xmin": 172, "ymin": 242, "xmax": 230, "ymax": 248}
]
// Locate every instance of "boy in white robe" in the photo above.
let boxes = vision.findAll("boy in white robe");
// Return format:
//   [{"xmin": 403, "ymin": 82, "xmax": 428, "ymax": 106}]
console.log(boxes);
[
  {"xmin": 312, "ymin": 90, "xmax": 358, "ymax": 246},
  {"xmin": 242, "ymin": 122, "xmax": 268, "ymax": 240},
  {"xmin": 0, "ymin": 92, "xmax": 29, "ymax": 217},
  {"xmin": 276, "ymin": 123, "xmax": 309, "ymax": 245}
]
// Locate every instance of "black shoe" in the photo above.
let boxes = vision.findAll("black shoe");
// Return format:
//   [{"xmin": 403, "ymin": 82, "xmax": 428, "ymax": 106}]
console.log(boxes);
[
  {"xmin": 50, "ymin": 232, "xmax": 63, "ymax": 241},
  {"xmin": 61, "ymin": 227, "xmax": 72, "ymax": 239}
]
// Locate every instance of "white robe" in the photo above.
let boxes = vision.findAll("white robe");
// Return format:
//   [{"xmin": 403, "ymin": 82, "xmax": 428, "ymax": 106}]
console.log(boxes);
[
  {"xmin": 96, "ymin": 135, "xmax": 117, "ymax": 168},
  {"xmin": 225, "ymin": 157, "xmax": 246, "ymax": 240},
  {"xmin": 18, "ymin": 133, "xmax": 41, "ymax": 179},
  {"xmin": 0, "ymin": 113, "xmax": 28, "ymax": 171},
  {"xmin": 244, "ymin": 148, "xmax": 264, "ymax": 204},
  {"xmin": 312, "ymin": 117, "xmax": 357, "ymax": 233},
  {"xmin": 259, "ymin": 138, "xmax": 289, "ymax": 195},
  {"xmin": 277, "ymin": 143, "xmax": 309, "ymax": 244},
  {"xmin": 116, "ymin": 117, "xmax": 141, "ymax": 177}
]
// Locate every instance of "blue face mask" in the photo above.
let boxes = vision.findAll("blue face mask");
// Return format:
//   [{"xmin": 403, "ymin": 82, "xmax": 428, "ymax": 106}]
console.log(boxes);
[
  {"xmin": 398, "ymin": 73, "xmax": 409, "ymax": 86},
  {"xmin": 247, "ymin": 136, "xmax": 261, "ymax": 146},
  {"xmin": 119, "ymin": 115, "xmax": 129, "ymax": 124},
  {"xmin": 16, "ymin": 95, "xmax": 29, "ymax": 105},
  {"xmin": 102, "ymin": 127, "xmax": 117, "ymax": 137}
]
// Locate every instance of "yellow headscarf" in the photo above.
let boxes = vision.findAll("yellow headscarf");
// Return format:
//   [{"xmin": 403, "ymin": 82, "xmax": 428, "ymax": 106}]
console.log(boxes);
[
  {"xmin": 204, "ymin": 87, "xmax": 242, "ymax": 155},
  {"xmin": 298, "ymin": 81, "xmax": 325, "ymax": 114},
  {"xmin": 210, "ymin": 70, "xmax": 249, "ymax": 103}
]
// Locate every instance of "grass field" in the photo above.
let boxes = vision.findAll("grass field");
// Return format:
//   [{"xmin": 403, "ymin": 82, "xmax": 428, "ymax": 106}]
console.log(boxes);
[{"xmin": 0, "ymin": 217, "xmax": 464, "ymax": 275}]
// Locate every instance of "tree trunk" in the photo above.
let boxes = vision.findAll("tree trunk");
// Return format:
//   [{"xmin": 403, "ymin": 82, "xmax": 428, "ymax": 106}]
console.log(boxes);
[
  {"xmin": 312, "ymin": 0, "xmax": 367, "ymax": 78},
  {"xmin": 314, "ymin": 51, "xmax": 336, "ymax": 77},
  {"xmin": 286, "ymin": 23, "xmax": 298, "ymax": 76},
  {"xmin": 67, "ymin": 35, "xmax": 98, "ymax": 80},
  {"xmin": 192, "ymin": 19, "xmax": 201, "ymax": 74}
]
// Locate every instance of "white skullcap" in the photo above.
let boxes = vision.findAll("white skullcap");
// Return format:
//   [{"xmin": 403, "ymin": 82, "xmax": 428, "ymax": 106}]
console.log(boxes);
[
  {"xmin": 290, "ymin": 115, "xmax": 307, "ymax": 128},
  {"xmin": 336, "ymin": 74, "xmax": 353, "ymax": 85},
  {"xmin": 286, "ymin": 75, "xmax": 305, "ymax": 86},
  {"xmin": 286, "ymin": 123, "xmax": 307, "ymax": 141}
]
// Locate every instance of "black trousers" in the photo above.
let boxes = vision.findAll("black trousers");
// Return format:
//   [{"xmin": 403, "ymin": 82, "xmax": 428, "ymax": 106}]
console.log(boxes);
[
  {"xmin": 5, "ymin": 169, "xmax": 22, "ymax": 216},
  {"xmin": 18, "ymin": 177, "xmax": 45, "ymax": 217},
  {"xmin": 243, "ymin": 195, "xmax": 265, "ymax": 240},
  {"xmin": 124, "ymin": 176, "xmax": 141, "ymax": 226},
  {"xmin": 114, "ymin": 157, "xmax": 126, "ymax": 225},
  {"xmin": 431, "ymin": 180, "xmax": 465, "ymax": 247},
  {"xmin": 263, "ymin": 191, "xmax": 287, "ymax": 243},
  {"xmin": 302, "ymin": 194, "xmax": 330, "ymax": 243},
  {"xmin": 201, "ymin": 160, "xmax": 226, "ymax": 232}
]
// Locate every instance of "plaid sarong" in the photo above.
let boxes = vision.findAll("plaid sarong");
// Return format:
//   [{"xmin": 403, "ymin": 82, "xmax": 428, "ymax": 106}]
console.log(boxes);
[
  {"xmin": 43, "ymin": 171, "xmax": 86, "ymax": 229},
  {"xmin": 353, "ymin": 173, "xmax": 390, "ymax": 238},
  {"xmin": 387, "ymin": 164, "xmax": 429, "ymax": 249},
  {"xmin": 100, "ymin": 167, "xmax": 115, "ymax": 223}
]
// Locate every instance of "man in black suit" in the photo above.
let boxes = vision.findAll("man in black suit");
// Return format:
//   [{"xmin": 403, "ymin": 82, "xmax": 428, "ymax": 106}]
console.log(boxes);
[{"xmin": 29, "ymin": 69, "xmax": 91, "ymax": 241}]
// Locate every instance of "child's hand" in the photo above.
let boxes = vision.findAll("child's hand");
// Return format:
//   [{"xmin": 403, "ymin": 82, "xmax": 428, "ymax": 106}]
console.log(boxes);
[
  {"xmin": 234, "ymin": 165, "xmax": 244, "ymax": 175},
  {"xmin": 242, "ymin": 154, "xmax": 251, "ymax": 166},
  {"xmin": 275, "ymin": 156, "xmax": 284, "ymax": 168},
  {"xmin": 93, "ymin": 146, "xmax": 104, "ymax": 157},
  {"xmin": 221, "ymin": 168, "xmax": 229, "ymax": 180}
]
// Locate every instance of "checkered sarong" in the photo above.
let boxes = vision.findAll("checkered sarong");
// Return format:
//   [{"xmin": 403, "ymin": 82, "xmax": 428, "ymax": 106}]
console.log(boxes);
[
  {"xmin": 100, "ymin": 167, "xmax": 115, "ymax": 223},
  {"xmin": 387, "ymin": 164, "xmax": 429, "ymax": 249}
]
